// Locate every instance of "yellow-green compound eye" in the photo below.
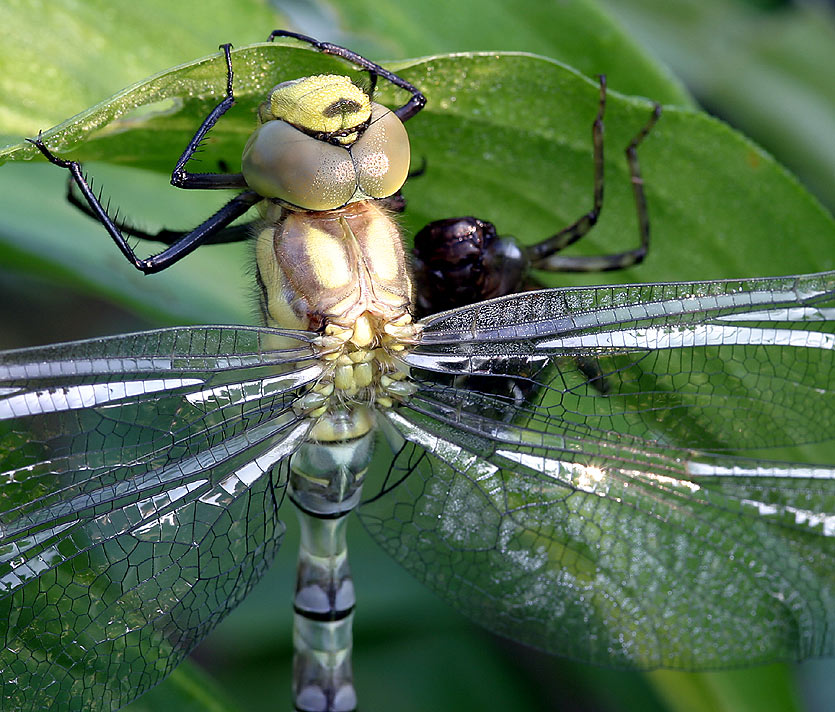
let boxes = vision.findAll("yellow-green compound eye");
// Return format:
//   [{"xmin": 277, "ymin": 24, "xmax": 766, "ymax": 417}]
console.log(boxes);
[
  {"xmin": 242, "ymin": 102, "xmax": 411, "ymax": 211},
  {"xmin": 242, "ymin": 120, "xmax": 359, "ymax": 210},
  {"xmin": 352, "ymin": 104, "xmax": 410, "ymax": 200}
]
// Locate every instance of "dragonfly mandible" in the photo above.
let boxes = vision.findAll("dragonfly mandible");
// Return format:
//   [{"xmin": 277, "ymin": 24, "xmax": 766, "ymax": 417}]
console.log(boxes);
[{"xmin": 1, "ymin": 31, "xmax": 834, "ymax": 712}]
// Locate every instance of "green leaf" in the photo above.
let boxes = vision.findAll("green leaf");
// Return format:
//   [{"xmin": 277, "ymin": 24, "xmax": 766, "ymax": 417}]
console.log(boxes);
[
  {"xmin": 392, "ymin": 52, "xmax": 835, "ymax": 287},
  {"xmin": 125, "ymin": 659, "xmax": 241, "ymax": 712},
  {"xmin": 597, "ymin": 0, "xmax": 835, "ymax": 213},
  {"xmin": 0, "ymin": 0, "xmax": 284, "ymax": 142},
  {"xmin": 314, "ymin": 0, "xmax": 693, "ymax": 104}
]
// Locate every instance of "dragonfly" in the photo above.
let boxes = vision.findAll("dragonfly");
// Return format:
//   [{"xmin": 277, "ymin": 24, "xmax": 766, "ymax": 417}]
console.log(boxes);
[{"xmin": 1, "ymin": 30, "xmax": 834, "ymax": 712}]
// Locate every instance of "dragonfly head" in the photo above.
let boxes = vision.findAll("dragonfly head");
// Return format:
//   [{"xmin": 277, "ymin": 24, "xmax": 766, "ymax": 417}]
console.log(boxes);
[{"xmin": 242, "ymin": 74, "xmax": 411, "ymax": 211}]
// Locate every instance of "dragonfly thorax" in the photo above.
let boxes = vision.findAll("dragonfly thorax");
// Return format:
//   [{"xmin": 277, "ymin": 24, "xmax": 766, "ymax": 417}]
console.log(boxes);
[
  {"xmin": 256, "ymin": 200, "xmax": 416, "ymax": 334},
  {"xmin": 413, "ymin": 216, "xmax": 528, "ymax": 315},
  {"xmin": 257, "ymin": 198, "xmax": 420, "ymax": 422}
]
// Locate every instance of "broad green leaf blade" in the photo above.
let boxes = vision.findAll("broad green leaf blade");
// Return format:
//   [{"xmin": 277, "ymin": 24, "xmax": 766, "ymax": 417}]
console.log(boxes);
[
  {"xmin": 388, "ymin": 53, "xmax": 835, "ymax": 289},
  {"xmin": 597, "ymin": 0, "xmax": 835, "ymax": 213},
  {"xmin": 0, "ymin": 0, "xmax": 689, "ymax": 149}
]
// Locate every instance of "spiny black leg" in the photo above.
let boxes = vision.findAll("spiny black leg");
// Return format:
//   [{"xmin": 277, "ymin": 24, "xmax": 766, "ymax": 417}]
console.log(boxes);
[
  {"xmin": 526, "ymin": 75, "xmax": 607, "ymax": 264},
  {"xmin": 65, "ymin": 177, "xmax": 255, "ymax": 246},
  {"xmin": 170, "ymin": 43, "xmax": 248, "ymax": 190},
  {"xmin": 129, "ymin": 191, "xmax": 261, "ymax": 270},
  {"xmin": 530, "ymin": 100, "xmax": 662, "ymax": 273},
  {"xmin": 267, "ymin": 30, "xmax": 426, "ymax": 122},
  {"xmin": 29, "ymin": 134, "xmax": 261, "ymax": 273},
  {"xmin": 27, "ymin": 42, "xmax": 262, "ymax": 273}
]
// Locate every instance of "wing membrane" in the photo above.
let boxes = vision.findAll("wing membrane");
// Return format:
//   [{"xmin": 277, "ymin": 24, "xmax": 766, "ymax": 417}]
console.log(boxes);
[
  {"xmin": 360, "ymin": 272, "xmax": 835, "ymax": 669},
  {"xmin": 407, "ymin": 271, "xmax": 835, "ymax": 454},
  {"xmin": 0, "ymin": 326, "xmax": 316, "ymax": 711},
  {"xmin": 3, "ymin": 272, "xmax": 834, "ymax": 700}
]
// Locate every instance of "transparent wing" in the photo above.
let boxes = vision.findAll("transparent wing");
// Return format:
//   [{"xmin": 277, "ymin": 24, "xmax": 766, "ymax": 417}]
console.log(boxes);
[
  {"xmin": 361, "ymin": 271, "xmax": 835, "ymax": 669},
  {"xmin": 0, "ymin": 326, "xmax": 319, "ymax": 711}
]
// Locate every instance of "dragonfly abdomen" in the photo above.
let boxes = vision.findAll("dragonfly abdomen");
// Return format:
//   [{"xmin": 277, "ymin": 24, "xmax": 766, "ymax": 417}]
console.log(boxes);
[{"xmin": 288, "ymin": 410, "xmax": 375, "ymax": 712}]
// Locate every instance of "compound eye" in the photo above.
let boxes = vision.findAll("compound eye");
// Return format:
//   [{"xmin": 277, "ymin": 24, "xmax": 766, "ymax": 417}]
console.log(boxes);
[
  {"xmin": 242, "ymin": 119, "xmax": 357, "ymax": 210},
  {"xmin": 352, "ymin": 104, "xmax": 410, "ymax": 199}
]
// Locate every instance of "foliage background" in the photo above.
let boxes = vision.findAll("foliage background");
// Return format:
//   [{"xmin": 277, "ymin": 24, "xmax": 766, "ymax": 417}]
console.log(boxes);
[{"xmin": 0, "ymin": 0, "xmax": 833, "ymax": 710}]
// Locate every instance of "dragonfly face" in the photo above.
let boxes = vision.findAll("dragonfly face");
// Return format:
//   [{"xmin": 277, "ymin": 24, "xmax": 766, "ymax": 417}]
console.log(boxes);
[{"xmin": 2, "ymin": 30, "xmax": 835, "ymax": 712}]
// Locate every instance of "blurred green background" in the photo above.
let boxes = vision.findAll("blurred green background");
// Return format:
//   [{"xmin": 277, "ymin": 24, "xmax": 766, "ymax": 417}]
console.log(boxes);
[{"xmin": 0, "ymin": 0, "xmax": 833, "ymax": 711}]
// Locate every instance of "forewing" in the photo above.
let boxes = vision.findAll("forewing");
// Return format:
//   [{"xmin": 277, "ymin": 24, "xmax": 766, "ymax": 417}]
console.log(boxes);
[
  {"xmin": 408, "ymin": 272, "xmax": 835, "ymax": 454},
  {"xmin": 0, "ymin": 326, "xmax": 318, "ymax": 711},
  {"xmin": 361, "ymin": 271, "xmax": 835, "ymax": 669}
]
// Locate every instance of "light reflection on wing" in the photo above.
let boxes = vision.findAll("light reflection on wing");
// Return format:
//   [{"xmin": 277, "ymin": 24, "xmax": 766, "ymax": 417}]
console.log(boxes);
[
  {"xmin": 361, "ymin": 271, "xmax": 835, "ymax": 669},
  {"xmin": 0, "ymin": 326, "xmax": 317, "ymax": 711},
  {"xmin": 404, "ymin": 272, "xmax": 835, "ymax": 452}
]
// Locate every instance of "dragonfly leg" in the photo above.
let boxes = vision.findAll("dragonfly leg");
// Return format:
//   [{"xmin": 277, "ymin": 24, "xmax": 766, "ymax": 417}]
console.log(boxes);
[
  {"xmin": 524, "ymin": 75, "xmax": 608, "ymax": 262},
  {"xmin": 528, "ymin": 97, "xmax": 662, "ymax": 273},
  {"xmin": 169, "ymin": 44, "xmax": 248, "ymax": 190},
  {"xmin": 27, "ymin": 45, "xmax": 263, "ymax": 273},
  {"xmin": 63, "ymin": 176, "xmax": 256, "ymax": 246},
  {"xmin": 411, "ymin": 79, "xmax": 663, "ymax": 315},
  {"xmin": 267, "ymin": 30, "xmax": 426, "ymax": 122},
  {"xmin": 29, "ymin": 134, "xmax": 261, "ymax": 272}
]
